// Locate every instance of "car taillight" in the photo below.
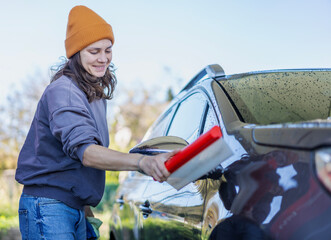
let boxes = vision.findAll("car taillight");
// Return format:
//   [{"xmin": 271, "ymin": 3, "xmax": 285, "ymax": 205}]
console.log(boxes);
[{"xmin": 315, "ymin": 148, "xmax": 331, "ymax": 193}]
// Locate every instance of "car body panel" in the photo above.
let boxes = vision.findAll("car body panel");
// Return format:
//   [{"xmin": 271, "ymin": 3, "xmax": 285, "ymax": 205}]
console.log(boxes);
[{"xmin": 252, "ymin": 124, "xmax": 331, "ymax": 149}]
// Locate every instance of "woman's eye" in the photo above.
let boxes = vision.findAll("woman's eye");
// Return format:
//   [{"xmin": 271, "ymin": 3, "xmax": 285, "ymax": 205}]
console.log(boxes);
[{"xmin": 90, "ymin": 51, "xmax": 98, "ymax": 55}]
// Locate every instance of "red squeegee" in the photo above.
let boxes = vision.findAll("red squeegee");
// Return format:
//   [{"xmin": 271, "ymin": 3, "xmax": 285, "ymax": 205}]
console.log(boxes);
[
  {"xmin": 165, "ymin": 126, "xmax": 233, "ymax": 190},
  {"xmin": 165, "ymin": 126, "xmax": 223, "ymax": 173}
]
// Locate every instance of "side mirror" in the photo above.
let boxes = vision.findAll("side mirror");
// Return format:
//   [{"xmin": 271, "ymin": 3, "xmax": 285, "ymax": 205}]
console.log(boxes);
[{"xmin": 129, "ymin": 136, "xmax": 188, "ymax": 155}]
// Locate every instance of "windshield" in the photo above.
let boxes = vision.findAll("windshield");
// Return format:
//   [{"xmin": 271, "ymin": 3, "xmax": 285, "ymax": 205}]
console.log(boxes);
[{"xmin": 219, "ymin": 70, "xmax": 331, "ymax": 125}]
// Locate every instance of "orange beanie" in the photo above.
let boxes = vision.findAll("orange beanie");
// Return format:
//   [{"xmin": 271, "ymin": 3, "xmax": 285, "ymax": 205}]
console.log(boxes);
[{"xmin": 65, "ymin": 5, "xmax": 114, "ymax": 59}]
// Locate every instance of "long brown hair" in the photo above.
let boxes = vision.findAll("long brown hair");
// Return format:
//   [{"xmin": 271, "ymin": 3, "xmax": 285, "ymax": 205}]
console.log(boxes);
[{"xmin": 51, "ymin": 52, "xmax": 117, "ymax": 102}]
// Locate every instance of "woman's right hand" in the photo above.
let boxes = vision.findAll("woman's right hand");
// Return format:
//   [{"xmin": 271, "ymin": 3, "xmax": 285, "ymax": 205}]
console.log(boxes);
[{"xmin": 139, "ymin": 150, "xmax": 180, "ymax": 182}]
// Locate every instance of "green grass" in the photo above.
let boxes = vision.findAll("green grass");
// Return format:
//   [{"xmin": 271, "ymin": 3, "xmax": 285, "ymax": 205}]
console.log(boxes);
[{"xmin": 0, "ymin": 203, "xmax": 19, "ymax": 235}]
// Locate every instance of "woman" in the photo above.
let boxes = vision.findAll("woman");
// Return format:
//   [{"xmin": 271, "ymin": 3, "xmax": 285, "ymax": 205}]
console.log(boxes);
[{"xmin": 15, "ymin": 5, "xmax": 176, "ymax": 239}]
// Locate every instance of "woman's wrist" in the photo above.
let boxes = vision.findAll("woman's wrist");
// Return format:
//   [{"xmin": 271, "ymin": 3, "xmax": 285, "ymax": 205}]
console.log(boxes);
[{"xmin": 137, "ymin": 155, "xmax": 144, "ymax": 173}]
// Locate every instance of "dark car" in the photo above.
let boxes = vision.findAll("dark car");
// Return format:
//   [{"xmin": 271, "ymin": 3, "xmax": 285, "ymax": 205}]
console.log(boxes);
[{"xmin": 109, "ymin": 64, "xmax": 331, "ymax": 240}]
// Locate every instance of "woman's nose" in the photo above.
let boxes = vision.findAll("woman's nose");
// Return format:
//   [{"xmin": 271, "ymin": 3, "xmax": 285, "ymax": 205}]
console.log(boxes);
[{"xmin": 98, "ymin": 53, "xmax": 107, "ymax": 62}]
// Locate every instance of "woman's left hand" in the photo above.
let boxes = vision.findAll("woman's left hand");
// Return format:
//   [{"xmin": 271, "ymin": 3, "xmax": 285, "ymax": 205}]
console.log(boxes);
[{"xmin": 84, "ymin": 206, "xmax": 94, "ymax": 218}]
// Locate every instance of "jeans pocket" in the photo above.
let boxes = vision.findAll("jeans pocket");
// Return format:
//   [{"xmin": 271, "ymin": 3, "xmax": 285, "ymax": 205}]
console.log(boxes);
[
  {"xmin": 38, "ymin": 197, "xmax": 62, "ymax": 205},
  {"xmin": 18, "ymin": 209, "xmax": 28, "ymax": 240}
]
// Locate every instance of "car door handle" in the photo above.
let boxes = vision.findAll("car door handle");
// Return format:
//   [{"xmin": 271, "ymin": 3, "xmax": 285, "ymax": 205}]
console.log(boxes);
[{"xmin": 139, "ymin": 200, "xmax": 152, "ymax": 218}]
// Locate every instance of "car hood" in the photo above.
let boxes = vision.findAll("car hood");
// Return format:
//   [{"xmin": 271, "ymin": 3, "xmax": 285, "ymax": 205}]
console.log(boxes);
[{"xmin": 251, "ymin": 120, "xmax": 331, "ymax": 150}]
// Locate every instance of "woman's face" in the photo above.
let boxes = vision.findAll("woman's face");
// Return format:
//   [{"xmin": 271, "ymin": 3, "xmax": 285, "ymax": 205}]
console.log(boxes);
[{"xmin": 80, "ymin": 39, "xmax": 112, "ymax": 77}]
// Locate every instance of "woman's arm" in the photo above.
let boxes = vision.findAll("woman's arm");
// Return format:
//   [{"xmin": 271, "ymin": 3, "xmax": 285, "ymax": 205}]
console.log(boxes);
[{"xmin": 82, "ymin": 144, "xmax": 178, "ymax": 182}]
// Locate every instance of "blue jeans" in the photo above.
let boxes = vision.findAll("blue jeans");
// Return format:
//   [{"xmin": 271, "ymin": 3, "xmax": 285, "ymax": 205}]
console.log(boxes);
[{"xmin": 18, "ymin": 193, "xmax": 86, "ymax": 240}]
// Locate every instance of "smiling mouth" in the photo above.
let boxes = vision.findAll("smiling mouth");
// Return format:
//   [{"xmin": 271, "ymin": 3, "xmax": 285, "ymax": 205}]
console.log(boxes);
[{"xmin": 94, "ymin": 66, "xmax": 106, "ymax": 71}]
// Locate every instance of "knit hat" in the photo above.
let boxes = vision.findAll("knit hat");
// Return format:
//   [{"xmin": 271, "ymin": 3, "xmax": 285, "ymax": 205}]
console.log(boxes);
[{"xmin": 65, "ymin": 5, "xmax": 114, "ymax": 59}]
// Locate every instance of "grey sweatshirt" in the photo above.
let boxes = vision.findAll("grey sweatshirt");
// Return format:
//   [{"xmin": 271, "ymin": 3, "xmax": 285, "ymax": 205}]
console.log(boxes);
[{"xmin": 15, "ymin": 75, "xmax": 109, "ymax": 210}]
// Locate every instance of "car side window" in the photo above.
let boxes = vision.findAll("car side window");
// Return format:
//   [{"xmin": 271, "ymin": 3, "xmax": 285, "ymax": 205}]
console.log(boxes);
[
  {"xmin": 167, "ymin": 93, "xmax": 207, "ymax": 144},
  {"xmin": 143, "ymin": 105, "xmax": 177, "ymax": 140},
  {"xmin": 202, "ymin": 105, "xmax": 219, "ymax": 134}
]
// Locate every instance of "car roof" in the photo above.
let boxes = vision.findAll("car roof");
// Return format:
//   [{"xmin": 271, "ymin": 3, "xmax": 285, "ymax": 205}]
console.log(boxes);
[
  {"xmin": 224, "ymin": 68, "xmax": 331, "ymax": 80},
  {"xmin": 180, "ymin": 64, "xmax": 331, "ymax": 94}
]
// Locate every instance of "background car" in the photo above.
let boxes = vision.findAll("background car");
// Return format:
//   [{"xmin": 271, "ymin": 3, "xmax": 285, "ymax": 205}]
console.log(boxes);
[{"xmin": 109, "ymin": 64, "xmax": 331, "ymax": 240}]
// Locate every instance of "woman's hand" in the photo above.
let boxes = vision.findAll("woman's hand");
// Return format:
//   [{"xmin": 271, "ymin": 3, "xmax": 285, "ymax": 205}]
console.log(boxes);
[
  {"xmin": 139, "ymin": 150, "xmax": 180, "ymax": 182},
  {"xmin": 84, "ymin": 206, "xmax": 94, "ymax": 218}
]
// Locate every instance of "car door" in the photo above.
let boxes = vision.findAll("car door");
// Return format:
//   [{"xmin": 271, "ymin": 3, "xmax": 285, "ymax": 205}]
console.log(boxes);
[
  {"xmin": 111, "ymin": 104, "xmax": 181, "ymax": 240},
  {"xmin": 133, "ymin": 91, "xmax": 216, "ymax": 240},
  {"xmin": 111, "ymin": 170, "xmax": 151, "ymax": 240},
  {"xmin": 181, "ymin": 103, "xmax": 225, "ymax": 239}
]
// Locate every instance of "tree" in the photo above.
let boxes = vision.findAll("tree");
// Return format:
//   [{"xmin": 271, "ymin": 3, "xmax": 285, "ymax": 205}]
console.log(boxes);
[
  {"xmin": 166, "ymin": 87, "xmax": 174, "ymax": 102},
  {"xmin": 0, "ymin": 71, "xmax": 48, "ymax": 169}
]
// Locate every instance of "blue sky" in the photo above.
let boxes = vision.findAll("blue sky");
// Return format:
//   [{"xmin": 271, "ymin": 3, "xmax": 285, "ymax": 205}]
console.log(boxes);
[{"xmin": 0, "ymin": 0, "xmax": 330, "ymax": 103}]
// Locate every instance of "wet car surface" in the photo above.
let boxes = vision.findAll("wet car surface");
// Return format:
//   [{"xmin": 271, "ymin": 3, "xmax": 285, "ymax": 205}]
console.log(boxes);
[{"xmin": 109, "ymin": 65, "xmax": 331, "ymax": 240}]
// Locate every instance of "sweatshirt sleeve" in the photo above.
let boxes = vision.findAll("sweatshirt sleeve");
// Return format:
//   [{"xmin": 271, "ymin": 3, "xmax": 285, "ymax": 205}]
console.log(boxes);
[{"xmin": 44, "ymin": 78, "xmax": 102, "ymax": 161}]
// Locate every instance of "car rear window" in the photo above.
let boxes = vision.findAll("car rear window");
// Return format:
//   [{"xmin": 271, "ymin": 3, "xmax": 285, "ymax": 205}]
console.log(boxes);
[{"xmin": 219, "ymin": 70, "xmax": 331, "ymax": 125}]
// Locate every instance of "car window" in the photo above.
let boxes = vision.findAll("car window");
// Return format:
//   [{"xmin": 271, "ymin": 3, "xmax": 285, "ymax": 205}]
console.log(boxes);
[
  {"xmin": 202, "ymin": 105, "xmax": 219, "ymax": 134},
  {"xmin": 167, "ymin": 93, "xmax": 207, "ymax": 143},
  {"xmin": 220, "ymin": 71, "xmax": 331, "ymax": 124},
  {"xmin": 142, "ymin": 105, "xmax": 177, "ymax": 140}
]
